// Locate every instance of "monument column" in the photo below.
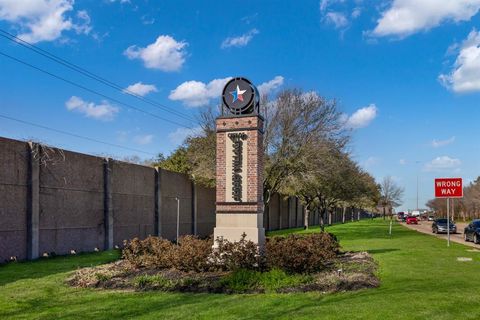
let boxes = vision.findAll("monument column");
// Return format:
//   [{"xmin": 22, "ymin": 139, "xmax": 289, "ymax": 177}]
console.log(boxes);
[{"xmin": 213, "ymin": 77, "xmax": 265, "ymax": 247}]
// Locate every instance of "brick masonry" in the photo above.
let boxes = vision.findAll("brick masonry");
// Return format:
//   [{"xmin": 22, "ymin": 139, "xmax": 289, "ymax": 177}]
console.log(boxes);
[
  {"xmin": 213, "ymin": 115, "xmax": 266, "ymax": 246},
  {"xmin": 215, "ymin": 115, "xmax": 264, "ymax": 213}
]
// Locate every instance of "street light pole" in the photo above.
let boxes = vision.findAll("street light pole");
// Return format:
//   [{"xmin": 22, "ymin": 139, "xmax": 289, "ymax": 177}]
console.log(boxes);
[
  {"xmin": 175, "ymin": 197, "xmax": 180, "ymax": 245},
  {"xmin": 416, "ymin": 174, "xmax": 419, "ymax": 212}
]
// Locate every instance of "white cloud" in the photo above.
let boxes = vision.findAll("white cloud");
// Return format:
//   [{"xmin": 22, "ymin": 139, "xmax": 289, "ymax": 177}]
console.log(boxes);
[
  {"xmin": 372, "ymin": 0, "xmax": 480, "ymax": 38},
  {"xmin": 124, "ymin": 35, "xmax": 187, "ymax": 71},
  {"xmin": 0, "ymin": 0, "xmax": 91, "ymax": 43},
  {"xmin": 257, "ymin": 76, "xmax": 284, "ymax": 96},
  {"xmin": 241, "ymin": 13, "xmax": 258, "ymax": 25},
  {"xmin": 324, "ymin": 11, "xmax": 348, "ymax": 29},
  {"xmin": 133, "ymin": 134, "xmax": 153, "ymax": 145},
  {"xmin": 169, "ymin": 77, "xmax": 232, "ymax": 107},
  {"xmin": 345, "ymin": 104, "xmax": 378, "ymax": 129},
  {"xmin": 424, "ymin": 156, "xmax": 461, "ymax": 172},
  {"xmin": 168, "ymin": 126, "xmax": 202, "ymax": 145},
  {"xmin": 221, "ymin": 29, "xmax": 258, "ymax": 49},
  {"xmin": 320, "ymin": 0, "xmax": 347, "ymax": 12},
  {"xmin": 123, "ymin": 82, "xmax": 158, "ymax": 97},
  {"xmin": 399, "ymin": 159, "xmax": 407, "ymax": 165},
  {"xmin": 65, "ymin": 96, "xmax": 119, "ymax": 121},
  {"xmin": 141, "ymin": 15, "xmax": 155, "ymax": 25},
  {"xmin": 72, "ymin": 10, "xmax": 91, "ymax": 35},
  {"xmin": 439, "ymin": 29, "xmax": 480, "ymax": 93},
  {"xmin": 363, "ymin": 156, "xmax": 380, "ymax": 168},
  {"xmin": 351, "ymin": 7, "xmax": 362, "ymax": 19},
  {"xmin": 431, "ymin": 136, "xmax": 456, "ymax": 148}
]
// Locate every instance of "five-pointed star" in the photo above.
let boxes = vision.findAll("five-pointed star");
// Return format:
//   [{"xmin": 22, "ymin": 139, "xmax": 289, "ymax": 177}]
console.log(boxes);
[{"xmin": 230, "ymin": 85, "xmax": 247, "ymax": 103}]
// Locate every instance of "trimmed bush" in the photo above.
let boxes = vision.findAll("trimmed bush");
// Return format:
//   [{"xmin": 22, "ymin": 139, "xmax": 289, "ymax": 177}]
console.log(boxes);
[
  {"xmin": 266, "ymin": 232, "xmax": 340, "ymax": 273},
  {"xmin": 211, "ymin": 233, "xmax": 262, "ymax": 271},
  {"xmin": 173, "ymin": 235, "xmax": 213, "ymax": 272},
  {"xmin": 122, "ymin": 232, "xmax": 340, "ymax": 274},
  {"xmin": 122, "ymin": 237, "xmax": 175, "ymax": 268}
]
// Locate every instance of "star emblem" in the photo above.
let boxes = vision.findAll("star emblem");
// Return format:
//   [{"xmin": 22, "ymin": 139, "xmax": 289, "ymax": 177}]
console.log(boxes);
[{"xmin": 230, "ymin": 85, "xmax": 247, "ymax": 103}]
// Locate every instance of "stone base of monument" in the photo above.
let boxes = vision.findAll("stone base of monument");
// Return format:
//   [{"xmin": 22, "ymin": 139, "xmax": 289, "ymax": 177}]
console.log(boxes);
[{"xmin": 213, "ymin": 213, "xmax": 265, "ymax": 247}]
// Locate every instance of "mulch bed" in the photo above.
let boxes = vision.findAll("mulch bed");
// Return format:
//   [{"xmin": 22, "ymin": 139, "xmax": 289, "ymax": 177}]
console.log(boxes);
[{"xmin": 67, "ymin": 251, "xmax": 379, "ymax": 294}]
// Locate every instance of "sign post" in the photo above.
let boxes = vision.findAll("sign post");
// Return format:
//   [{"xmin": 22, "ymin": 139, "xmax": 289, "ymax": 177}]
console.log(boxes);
[
  {"xmin": 434, "ymin": 178, "xmax": 463, "ymax": 247},
  {"xmin": 447, "ymin": 198, "xmax": 450, "ymax": 247}
]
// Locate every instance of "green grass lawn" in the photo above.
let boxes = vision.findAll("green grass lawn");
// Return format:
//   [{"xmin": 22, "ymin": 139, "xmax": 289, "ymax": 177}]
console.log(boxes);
[{"xmin": 1, "ymin": 219, "xmax": 480, "ymax": 319}]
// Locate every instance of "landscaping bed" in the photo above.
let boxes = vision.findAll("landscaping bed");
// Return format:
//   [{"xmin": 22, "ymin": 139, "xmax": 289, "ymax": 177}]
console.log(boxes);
[{"xmin": 68, "ymin": 233, "xmax": 378, "ymax": 294}]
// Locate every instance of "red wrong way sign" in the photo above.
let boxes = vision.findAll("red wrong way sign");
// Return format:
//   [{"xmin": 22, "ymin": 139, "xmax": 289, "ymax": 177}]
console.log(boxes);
[{"xmin": 435, "ymin": 178, "xmax": 463, "ymax": 198}]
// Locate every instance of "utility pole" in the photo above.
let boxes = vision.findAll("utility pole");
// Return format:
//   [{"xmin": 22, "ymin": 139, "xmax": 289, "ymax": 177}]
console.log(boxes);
[
  {"xmin": 175, "ymin": 197, "xmax": 180, "ymax": 245},
  {"xmin": 416, "ymin": 174, "xmax": 419, "ymax": 212}
]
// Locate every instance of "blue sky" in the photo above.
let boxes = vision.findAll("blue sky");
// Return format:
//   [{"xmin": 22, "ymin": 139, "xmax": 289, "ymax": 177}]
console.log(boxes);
[{"xmin": 1, "ymin": 0, "xmax": 480, "ymax": 211}]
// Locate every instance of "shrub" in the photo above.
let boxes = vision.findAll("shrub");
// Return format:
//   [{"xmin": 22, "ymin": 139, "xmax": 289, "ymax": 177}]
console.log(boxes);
[
  {"xmin": 94, "ymin": 273, "xmax": 112, "ymax": 282},
  {"xmin": 123, "ymin": 236, "xmax": 213, "ymax": 271},
  {"xmin": 122, "ymin": 232, "xmax": 339, "ymax": 274},
  {"xmin": 173, "ymin": 235, "xmax": 213, "ymax": 272},
  {"xmin": 122, "ymin": 237, "xmax": 175, "ymax": 269},
  {"xmin": 211, "ymin": 233, "xmax": 263, "ymax": 271},
  {"xmin": 265, "ymin": 232, "xmax": 340, "ymax": 273},
  {"xmin": 259, "ymin": 268, "xmax": 312, "ymax": 292},
  {"xmin": 220, "ymin": 268, "xmax": 313, "ymax": 293},
  {"xmin": 220, "ymin": 269, "xmax": 261, "ymax": 293},
  {"xmin": 134, "ymin": 274, "xmax": 173, "ymax": 290}
]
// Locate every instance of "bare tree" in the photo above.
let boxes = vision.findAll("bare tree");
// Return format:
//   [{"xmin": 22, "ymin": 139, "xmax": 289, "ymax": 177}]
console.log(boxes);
[
  {"xmin": 379, "ymin": 176, "xmax": 404, "ymax": 219},
  {"xmin": 263, "ymin": 89, "xmax": 348, "ymax": 210}
]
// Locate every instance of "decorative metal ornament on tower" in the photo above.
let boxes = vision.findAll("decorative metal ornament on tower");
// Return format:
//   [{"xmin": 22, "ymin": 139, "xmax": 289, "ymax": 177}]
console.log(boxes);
[
  {"xmin": 221, "ymin": 77, "xmax": 260, "ymax": 116},
  {"xmin": 213, "ymin": 77, "xmax": 265, "ymax": 248}
]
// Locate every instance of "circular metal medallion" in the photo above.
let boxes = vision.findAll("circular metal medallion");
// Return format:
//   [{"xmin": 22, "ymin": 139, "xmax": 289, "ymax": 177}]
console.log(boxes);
[{"xmin": 222, "ymin": 77, "xmax": 257, "ymax": 115}]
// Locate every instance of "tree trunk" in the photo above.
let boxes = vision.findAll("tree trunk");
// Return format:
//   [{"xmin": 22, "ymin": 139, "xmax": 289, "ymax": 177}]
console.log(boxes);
[
  {"xmin": 342, "ymin": 206, "xmax": 346, "ymax": 224},
  {"xmin": 304, "ymin": 206, "xmax": 309, "ymax": 230},
  {"xmin": 320, "ymin": 208, "xmax": 326, "ymax": 231},
  {"xmin": 383, "ymin": 206, "xmax": 386, "ymax": 220}
]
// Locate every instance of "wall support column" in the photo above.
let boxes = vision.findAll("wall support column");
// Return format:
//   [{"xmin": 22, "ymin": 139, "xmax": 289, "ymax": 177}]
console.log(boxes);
[
  {"xmin": 27, "ymin": 142, "xmax": 39, "ymax": 260},
  {"xmin": 192, "ymin": 180, "xmax": 197, "ymax": 235},
  {"xmin": 154, "ymin": 168, "xmax": 162, "ymax": 237},
  {"xmin": 103, "ymin": 158, "xmax": 113, "ymax": 250}
]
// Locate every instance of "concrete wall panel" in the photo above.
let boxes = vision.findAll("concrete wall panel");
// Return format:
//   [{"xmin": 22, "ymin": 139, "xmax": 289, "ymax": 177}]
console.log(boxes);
[
  {"xmin": 297, "ymin": 201, "xmax": 303, "ymax": 227},
  {"xmin": 0, "ymin": 137, "xmax": 28, "ymax": 261},
  {"xmin": 268, "ymin": 193, "xmax": 280, "ymax": 231},
  {"xmin": 196, "ymin": 185, "xmax": 215, "ymax": 238},
  {"xmin": 280, "ymin": 197, "xmax": 289, "ymax": 229},
  {"xmin": 39, "ymin": 149, "xmax": 104, "ymax": 255},
  {"xmin": 160, "ymin": 170, "xmax": 192, "ymax": 240},
  {"xmin": 111, "ymin": 161, "xmax": 155, "ymax": 246}
]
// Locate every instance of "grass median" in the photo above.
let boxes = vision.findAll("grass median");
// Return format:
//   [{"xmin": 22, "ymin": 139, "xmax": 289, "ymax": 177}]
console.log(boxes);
[{"xmin": 1, "ymin": 219, "xmax": 480, "ymax": 319}]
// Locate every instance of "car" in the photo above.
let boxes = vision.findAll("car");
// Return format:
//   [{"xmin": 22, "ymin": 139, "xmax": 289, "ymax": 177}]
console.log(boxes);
[
  {"xmin": 406, "ymin": 216, "xmax": 418, "ymax": 224},
  {"xmin": 427, "ymin": 215, "xmax": 434, "ymax": 221},
  {"xmin": 464, "ymin": 220, "xmax": 480, "ymax": 244},
  {"xmin": 432, "ymin": 218, "xmax": 456, "ymax": 234}
]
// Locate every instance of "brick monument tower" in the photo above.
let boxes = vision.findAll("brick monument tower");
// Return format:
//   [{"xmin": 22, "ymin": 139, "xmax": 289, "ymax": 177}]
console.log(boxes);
[{"xmin": 213, "ymin": 77, "xmax": 265, "ymax": 247}]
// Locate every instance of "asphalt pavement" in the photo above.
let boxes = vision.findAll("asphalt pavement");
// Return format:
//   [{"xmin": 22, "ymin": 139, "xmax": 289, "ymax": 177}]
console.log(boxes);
[{"xmin": 402, "ymin": 220, "xmax": 480, "ymax": 249}]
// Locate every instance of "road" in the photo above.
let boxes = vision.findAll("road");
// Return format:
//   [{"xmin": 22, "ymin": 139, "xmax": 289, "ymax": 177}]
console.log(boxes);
[{"xmin": 402, "ymin": 220, "xmax": 480, "ymax": 249}]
